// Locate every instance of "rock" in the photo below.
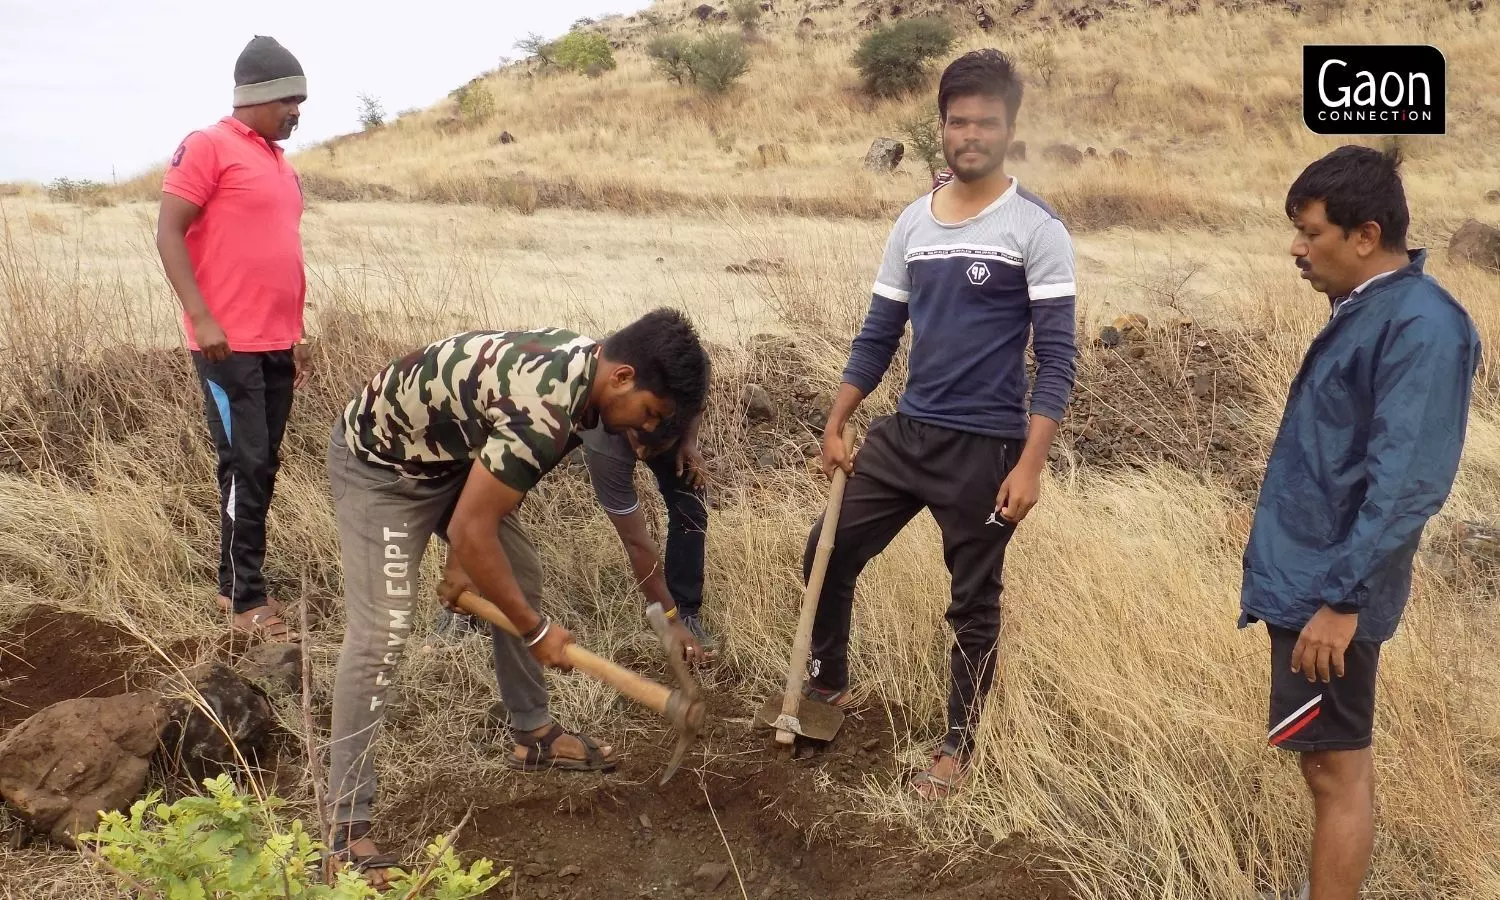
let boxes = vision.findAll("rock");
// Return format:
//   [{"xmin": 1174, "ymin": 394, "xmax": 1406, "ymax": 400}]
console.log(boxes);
[
  {"xmin": 1110, "ymin": 147, "xmax": 1132, "ymax": 164},
  {"xmin": 233, "ymin": 642, "xmax": 302, "ymax": 699},
  {"xmin": 861, "ymin": 738, "xmax": 881, "ymax": 751},
  {"xmin": 1096, "ymin": 325, "xmax": 1122, "ymax": 348},
  {"xmin": 1449, "ymin": 219, "xmax": 1500, "ymax": 271},
  {"xmin": 693, "ymin": 3, "xmax": 717, "ymax": 20},
  {"xmin": 1085, "ymin": 146, "xmax": 1099, "ymax": 158},
  {"xmin": 639, "ymin": 813, "xmax": 652, "ymax": 829},
  {"xmin": 523, "ymin": 862, "xmax": 551, "ymax": 877},
  {"xmin": 1113, "ymin": 313, "xmax": 1149, "ymax": 338},
  {"xmin": 559, "ymin": 864, "xmax": 582, "ymax": 878},
  {"xmin": 1486, "ymin": 190, "xmax": 1500, "ymax": 204},
  {"xmin": 156, "ymin": 662, "xmax": 275, "ymax": 781},
  {"xmin": 1127, "ymin": 345, "xmax": 1148, "ymax": 359},
  {"xmin": 806, "ymin": 392, "xmax": 834, "ymax": 430},
  {"xmin": 694, "ymin": 863, "xmax": 731, "ymax": 892},
  {"xmin": 1010, "ymin": 139, "xmax": 1026, "ymax": 161},
  {"xmin": 1042, "ymin": 143, "xmax": 1083, "ymax": 166},
  {"xmin": 754, "ymin": 450, "xmax": 779, "ymax": 469},
  {"xmin": 862, "ymin": 137, "xmax": 904, "ymax": 172},
  {"xmin": 0, "ymin": 693, "xmax": 163, "ymax": 845},
  {"xmin": 497, "ymin": 130, "xmax": 516, "ymax": 145},
  {"xmin": 741, "ymin": 384, "xmax": 775, "ymax": 422},
  {"xmin": 757, "ymin": 143, "xmax": 789, "ymax": 166}
]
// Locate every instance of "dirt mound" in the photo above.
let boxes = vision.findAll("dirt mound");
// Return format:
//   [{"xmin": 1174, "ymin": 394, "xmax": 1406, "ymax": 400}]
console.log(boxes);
[
  {"xmin": 1057, "ymin": 324, "xmax": 1269, "ymax": 493},
  {"xmin": 385, "ymin": 699, "xmax": 1067, "ymax": 900},
  {"xmin": 0, "ymin": 607, "xmax": 145, "ymax": 736},
  {"xmin": 734, "ymin": 323, "xmax": 1269, "ymax": 494}
]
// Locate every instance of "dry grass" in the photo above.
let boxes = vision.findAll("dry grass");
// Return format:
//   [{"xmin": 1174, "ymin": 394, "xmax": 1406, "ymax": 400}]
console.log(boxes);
[
  {"xmin": 5, "ymin": 1, "xmax": 1500, "ymax": 897},
  {"xmin": 2, "ymin": 202, "xmax": 1499, "ymax": 897}
]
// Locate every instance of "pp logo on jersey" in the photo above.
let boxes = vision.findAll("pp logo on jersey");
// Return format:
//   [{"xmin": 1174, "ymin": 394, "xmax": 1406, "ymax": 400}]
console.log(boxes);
[{"xmin": 966, "ymin": 261, "xmax": 991, "ymax": 286}]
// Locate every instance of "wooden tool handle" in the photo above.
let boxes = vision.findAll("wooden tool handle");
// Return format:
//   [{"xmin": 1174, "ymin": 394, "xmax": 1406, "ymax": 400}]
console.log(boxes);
[
  {"xmin": 775, "ymin": 423, "xmax": 856, "ymax": 745},
  {"xmin": 455, "ymin": 590, "xmax": 672, "ymax": 716}
]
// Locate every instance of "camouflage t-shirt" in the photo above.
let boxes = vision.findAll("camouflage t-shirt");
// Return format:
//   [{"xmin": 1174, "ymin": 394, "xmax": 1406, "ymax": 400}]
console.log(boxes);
[{"xmin": 342, "ymin": 329, "xmax": 599, "ymax": 492}]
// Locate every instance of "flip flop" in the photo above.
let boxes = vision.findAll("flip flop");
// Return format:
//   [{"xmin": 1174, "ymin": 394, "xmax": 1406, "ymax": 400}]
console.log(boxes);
[{"xmin": 506, "ymin": 723, "xmax": 617, "ymax": 773}]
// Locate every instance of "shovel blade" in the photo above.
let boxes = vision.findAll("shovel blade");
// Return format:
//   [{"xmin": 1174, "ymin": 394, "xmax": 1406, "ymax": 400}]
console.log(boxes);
[{"xmin": 754, "ymin": 693, "xmax": 844, "ymax": 742}]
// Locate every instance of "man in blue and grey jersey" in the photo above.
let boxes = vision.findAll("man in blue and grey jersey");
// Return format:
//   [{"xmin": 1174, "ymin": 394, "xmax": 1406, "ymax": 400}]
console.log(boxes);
[{"xmin": 802, "ymin": 49, "xmax": 1078, "ymax": 799}]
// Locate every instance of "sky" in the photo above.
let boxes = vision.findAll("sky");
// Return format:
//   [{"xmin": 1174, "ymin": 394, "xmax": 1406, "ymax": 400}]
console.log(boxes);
[{"xmin": 0, "ymin": 0, "xmax": 643, "ymax": 183}]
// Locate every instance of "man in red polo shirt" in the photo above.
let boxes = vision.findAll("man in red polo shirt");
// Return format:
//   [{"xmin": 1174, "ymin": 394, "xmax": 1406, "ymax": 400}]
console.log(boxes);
[{"xmin": 157, "ymin": 35, "xmax": 310, "ymax": 643}]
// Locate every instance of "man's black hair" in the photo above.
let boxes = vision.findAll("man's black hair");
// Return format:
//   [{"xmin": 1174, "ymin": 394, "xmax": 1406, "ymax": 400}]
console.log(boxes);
[
  {"xmin": 602, "ymin": 307, "xmax": 711, "ymax": 414},
  {"xmin": 1285, "ymin": 145, "xmax": 1410, "ymax": 251},
  {"xmin": 938, "ymin": 49, "xmax": 1023, "ymax": 127}
]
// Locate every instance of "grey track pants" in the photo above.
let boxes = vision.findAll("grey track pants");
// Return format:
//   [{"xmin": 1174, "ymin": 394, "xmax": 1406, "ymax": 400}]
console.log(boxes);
[{"xmin": 325, "ymin": 424, "xmax": 551, "ymax": 825}]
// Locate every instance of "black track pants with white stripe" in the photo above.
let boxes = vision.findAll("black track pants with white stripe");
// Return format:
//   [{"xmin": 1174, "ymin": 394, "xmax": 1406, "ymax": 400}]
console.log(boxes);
[{"xmin": 192, "ymin": 349, "xmax": 296, "ymax": 614}]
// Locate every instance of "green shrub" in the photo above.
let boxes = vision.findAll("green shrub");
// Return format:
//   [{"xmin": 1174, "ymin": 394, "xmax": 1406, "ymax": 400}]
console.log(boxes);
[
  {"xmin": 852, "ymin": 18, "xmax": 955, "ymax": 98},
  {"xmin": 647, "ymin": 33, "xmax": 696, "ymax": 85},
  {"xmin": 448, "ymin": 80, "xmax": 495, "ymax": 126},
  {"xmin": 687, "ymin": 33, "xmax": 750, "ymax": 96},
  {"xmin": 80, "ymin": 774, "xmax": 506, "ymax": 899},
  {"xmin": 900, "ymin": 114, "xmax": 945, "ymax": 179},
  {"xmin": 551, "ymin": 31, "xmax": 617, "ymax": 77},
  {"xmin": 731, "ymin": 0, "xmax": 763, "ymax": 31}
]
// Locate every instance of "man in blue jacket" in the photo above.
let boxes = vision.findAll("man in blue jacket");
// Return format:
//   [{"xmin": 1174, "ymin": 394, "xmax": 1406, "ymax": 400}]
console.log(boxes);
[{"xmin": 1241, "ymin": 145, "xmax": 1481, "ymax": 900}]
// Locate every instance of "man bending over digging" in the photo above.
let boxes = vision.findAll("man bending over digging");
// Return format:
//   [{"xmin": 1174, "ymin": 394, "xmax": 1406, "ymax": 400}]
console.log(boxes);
[{"xmin": 323, "ymin": 309, "xmax": 710, "ymax": 885}]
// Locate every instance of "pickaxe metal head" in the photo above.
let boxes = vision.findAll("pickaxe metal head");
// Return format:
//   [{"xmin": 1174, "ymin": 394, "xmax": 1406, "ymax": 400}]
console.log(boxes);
[{"xmin": 646, "ymin": 604, "xmax": 706, "ymax": 785}]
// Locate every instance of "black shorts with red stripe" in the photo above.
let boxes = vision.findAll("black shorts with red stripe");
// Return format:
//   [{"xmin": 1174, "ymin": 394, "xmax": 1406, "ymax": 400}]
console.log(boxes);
[{"xmin": 1266, "ymin": 624, "xmax": 1382, "ymax": 752}]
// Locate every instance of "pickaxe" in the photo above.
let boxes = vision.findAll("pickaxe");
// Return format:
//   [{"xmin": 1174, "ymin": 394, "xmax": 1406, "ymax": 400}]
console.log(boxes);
[{"xmin": 452, "ymin": 590, "xmax": 706, "ymax": 785}]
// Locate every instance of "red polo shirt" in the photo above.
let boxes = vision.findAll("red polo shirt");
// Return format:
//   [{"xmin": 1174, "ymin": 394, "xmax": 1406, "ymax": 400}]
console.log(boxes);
[{"xmin": 162, "ymin": 117, "xmax": 306, "ymax": 352}]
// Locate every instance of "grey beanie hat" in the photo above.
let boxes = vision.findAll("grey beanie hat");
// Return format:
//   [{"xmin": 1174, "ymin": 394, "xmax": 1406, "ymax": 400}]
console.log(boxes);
[{"xmin": 233, "ymin": 35, "xmax": 306, "ymax": 107}]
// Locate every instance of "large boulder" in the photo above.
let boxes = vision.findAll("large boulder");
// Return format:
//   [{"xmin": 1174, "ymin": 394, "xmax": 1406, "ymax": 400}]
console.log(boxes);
[
  {"xmin": 862, "ymin": 138, "xmax": 904, "ymax": 172},
  {"xmin": 0, "ymin": 693, "xmax": 163, "ymax": 845},
  {"xmin": 1449, "ymin": 219, "xmax": 1500, "ymax": 271},
  {"xmin": 156, "ymin": 661, "xmax": 277, "ymax": 782}
]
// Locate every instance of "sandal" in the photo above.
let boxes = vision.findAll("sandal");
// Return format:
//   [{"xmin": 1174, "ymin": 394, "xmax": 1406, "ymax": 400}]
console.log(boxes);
[
  {"xmin": 506, "ymin": 723, "xmax": 618, "ymax": 773},
  {"xmin": 325, "ymin": 821, "xmax": 404, "ymax": 887},
  {"xmin": 802, "ymin": 680, "xmax": 854, "ymax": 708},
  {"xmin": 231, "ymin": 606, "xmax": 301, "ymax": 643},
  {"xmin": 909, "ymin": 747, "xmax": 969, "ymax": 800}
]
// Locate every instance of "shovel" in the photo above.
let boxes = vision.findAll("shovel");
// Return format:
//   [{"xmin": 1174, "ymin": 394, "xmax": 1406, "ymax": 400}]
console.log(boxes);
[
  {"xmin": 452, "ymin": 589, "xmax": 706, "ymax": 785},
  {"xmin": 755, "ymin": 423, "xmax": 855, "ymax": 746}
]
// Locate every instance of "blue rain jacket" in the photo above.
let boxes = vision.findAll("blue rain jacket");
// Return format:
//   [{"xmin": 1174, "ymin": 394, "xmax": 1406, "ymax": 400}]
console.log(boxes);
[{"xmin": 1240, "ymin": 250, "xmax": 1483, "ymax": 642}]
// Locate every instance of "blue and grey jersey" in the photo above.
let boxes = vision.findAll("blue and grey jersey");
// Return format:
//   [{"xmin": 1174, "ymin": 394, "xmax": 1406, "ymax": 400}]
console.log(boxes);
[{"xmin": 841, "ymin": 178, "xmax": 1079, "ymax": 438}]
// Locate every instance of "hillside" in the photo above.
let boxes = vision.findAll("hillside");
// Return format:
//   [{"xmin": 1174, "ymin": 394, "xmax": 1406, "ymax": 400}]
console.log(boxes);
[{"xmin": 234, "ymin": 0, "xmax": 1497, "ymax": 238}]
